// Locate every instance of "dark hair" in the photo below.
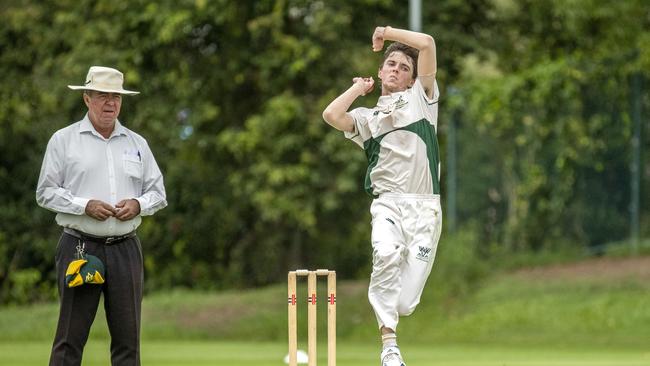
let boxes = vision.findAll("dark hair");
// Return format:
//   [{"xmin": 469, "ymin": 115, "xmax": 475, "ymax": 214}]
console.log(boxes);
[{"xmin": 382, "ymin": 42, "xmax": 419, "ymax": 79}]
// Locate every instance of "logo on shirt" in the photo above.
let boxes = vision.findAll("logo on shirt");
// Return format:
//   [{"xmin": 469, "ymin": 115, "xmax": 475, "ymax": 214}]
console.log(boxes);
[
  {"xmin": 416, "ymin": 246, "xmax": 432, "ymax": 262},
  {"xmin": 374, "ymin": 95, "xmax": 409, "ymax": 116}
]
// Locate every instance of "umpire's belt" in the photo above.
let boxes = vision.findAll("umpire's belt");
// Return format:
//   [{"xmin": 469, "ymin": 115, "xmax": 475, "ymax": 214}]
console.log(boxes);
[{"xmin": 63, "ymin": 228, "xmax": 136, "ymax": 245}]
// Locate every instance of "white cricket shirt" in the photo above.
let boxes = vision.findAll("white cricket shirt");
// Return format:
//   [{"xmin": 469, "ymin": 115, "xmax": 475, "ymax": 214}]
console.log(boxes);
[{"xmin": 345, "ymin": 78, "xmax": 441, "ymax": 196}]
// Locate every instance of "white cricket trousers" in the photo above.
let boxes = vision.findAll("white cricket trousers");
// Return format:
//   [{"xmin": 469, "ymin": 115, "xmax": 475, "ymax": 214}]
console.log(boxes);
[{"xmin": 367, "ymin": 193, "xmax": 442, "ymax": 331}]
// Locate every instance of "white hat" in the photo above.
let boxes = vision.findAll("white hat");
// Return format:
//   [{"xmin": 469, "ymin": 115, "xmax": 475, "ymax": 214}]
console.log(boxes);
[{"xmin": 68, "ymin": 66, "xmax": 139, "ymax": 95}]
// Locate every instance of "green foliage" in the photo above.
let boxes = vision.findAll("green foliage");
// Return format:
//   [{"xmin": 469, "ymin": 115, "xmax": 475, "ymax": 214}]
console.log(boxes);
[
  {"xmin": 1, "ymin": 0, "xmax": 649, "ymax": 304},
  {"xmin": 453, "ymin": 0, "xmax": 650, "ymax": 250}
]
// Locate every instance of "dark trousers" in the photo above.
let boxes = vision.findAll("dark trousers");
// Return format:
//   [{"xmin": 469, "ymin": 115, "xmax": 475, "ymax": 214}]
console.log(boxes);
[{"xmin": 49, "ymin": 231, "xmax": 143, "ymax": 366}]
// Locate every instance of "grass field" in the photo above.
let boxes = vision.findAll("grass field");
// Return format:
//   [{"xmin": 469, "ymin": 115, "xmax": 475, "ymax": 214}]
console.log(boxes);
[
  {"xmin": 1, "ymin": 256, "xmax": 649, "ymax": 365},
  {"xmin": 1, "ymin": 341, "xmax": 648, "ymax": 366}
]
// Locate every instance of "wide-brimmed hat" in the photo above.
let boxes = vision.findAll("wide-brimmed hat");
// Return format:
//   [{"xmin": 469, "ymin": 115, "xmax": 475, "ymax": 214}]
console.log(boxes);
[{"xmin": 68, "ymin": 66, "xmax": 139, "ymax": 95}]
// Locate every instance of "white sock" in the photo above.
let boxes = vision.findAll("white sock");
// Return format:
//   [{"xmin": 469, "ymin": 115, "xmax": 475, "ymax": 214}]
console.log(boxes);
[{"xmin": 381, "ymin": 332, "xmax": 397, "ymax": 349}]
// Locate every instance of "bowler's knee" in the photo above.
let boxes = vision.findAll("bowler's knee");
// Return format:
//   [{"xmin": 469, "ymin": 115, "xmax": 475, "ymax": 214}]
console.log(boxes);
[{"xmin": 397, "ymin": 298, "xmax": 419, "ymax": 316}]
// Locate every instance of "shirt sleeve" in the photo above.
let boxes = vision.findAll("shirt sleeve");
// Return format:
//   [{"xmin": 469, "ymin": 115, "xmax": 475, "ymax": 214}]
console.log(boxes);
[
  {"xmin": 35, "ymin": 133, "xmax": 90, "ymax": 214},
  {"xmin": 133, "ymin": 140, "xmax": 167, "ymax": 216},
  {"xmin": 413, "ymin": 78, "xmax": 439, "ymax": 104},
  {"xmin": 413, "ymin": 78, "xmax": 440, "ymax": 129},
  {"xmin": 344, "ymin": 108, "xmax": 368, "ymax": 148}
]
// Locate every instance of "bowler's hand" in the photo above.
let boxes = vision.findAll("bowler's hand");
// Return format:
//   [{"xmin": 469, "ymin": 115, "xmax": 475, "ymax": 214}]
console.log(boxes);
[
  {"xmin": 372, "ymin": 26, "xmax": 387, "ymax": 52},
  {"xmin": 85, "ymin": 200, "xmax": 118, "ymax": 221},
  {"xmin": 352, "ymin": 77, "xmax": 375, "ymax": 96},
  {"xmin": 115, "ymin": 199, "xmax": 141, "ymax": 221}
]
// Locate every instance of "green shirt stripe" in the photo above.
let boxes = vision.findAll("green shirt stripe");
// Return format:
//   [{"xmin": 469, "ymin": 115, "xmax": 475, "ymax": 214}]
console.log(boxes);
[{"xmin": 363, "ymin": 119, "xmax": 440, "ymax": 196}]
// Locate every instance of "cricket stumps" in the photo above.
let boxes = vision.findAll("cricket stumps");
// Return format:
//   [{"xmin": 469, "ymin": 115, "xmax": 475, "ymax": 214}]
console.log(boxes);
[{"xmin": 288, "ymin": 269, "xmax": 336, "ymax": 366}]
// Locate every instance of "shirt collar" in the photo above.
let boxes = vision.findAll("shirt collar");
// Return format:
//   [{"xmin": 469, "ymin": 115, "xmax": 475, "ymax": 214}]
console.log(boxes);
[
  {"xmin": 377, "ymin": 87, "xmax": 410, "ymax": 107},
  {"xmin": 377, "ymin": 91, "xmax": 404, "ymax": 107},
  {"xmin": 79, "ymin": 114, "xmax": 127, "ymax": 138}
]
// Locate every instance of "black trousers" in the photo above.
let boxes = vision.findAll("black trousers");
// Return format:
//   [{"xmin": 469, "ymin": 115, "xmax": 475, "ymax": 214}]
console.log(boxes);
[{"xmin": 49, "ymin": 231, "xmax": 143, "ymax": 366}]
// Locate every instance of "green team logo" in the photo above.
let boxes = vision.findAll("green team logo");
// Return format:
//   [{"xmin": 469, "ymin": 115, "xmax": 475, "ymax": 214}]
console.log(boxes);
[
  {"xmin": 374, "ymin": 95, "xmax": 409, "ymax": 116},
  {"xmin": 393, "ymin": 95, "xmax": 408, "ymax": 110}
]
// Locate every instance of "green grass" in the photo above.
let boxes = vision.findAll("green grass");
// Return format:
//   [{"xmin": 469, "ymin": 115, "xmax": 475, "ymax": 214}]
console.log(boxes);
[
  {"xmin": 410, "ymin": 271, "xmax": 650, "ymax": 349},
  {"xmin": 1, "ymin": 341, "xmax": 648, "ymax": 366},
  {"xmin": 430, "ymin": 277, "xmax": 650, "ymax": 348},
  {"xmin": 1, "ymin": 256, "xmax": 649, "ymax": 365}
]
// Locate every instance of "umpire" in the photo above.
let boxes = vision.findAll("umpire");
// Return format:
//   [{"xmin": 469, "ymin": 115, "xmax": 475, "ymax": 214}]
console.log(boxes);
[{"xmin": 36, "ymin": 66, "xmax": 167, "ymax": 366}]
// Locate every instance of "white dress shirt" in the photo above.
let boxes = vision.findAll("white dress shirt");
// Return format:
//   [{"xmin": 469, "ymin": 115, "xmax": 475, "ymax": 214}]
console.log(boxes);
[{"xmin": 36, "ymin": 115, "xmax": 167, "ymax": 236}]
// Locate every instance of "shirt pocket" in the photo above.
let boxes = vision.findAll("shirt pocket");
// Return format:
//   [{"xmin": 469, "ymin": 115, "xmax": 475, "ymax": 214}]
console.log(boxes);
[{"xmin": 123, "ymin": 154, "xmax": 143, "ymax": 181}]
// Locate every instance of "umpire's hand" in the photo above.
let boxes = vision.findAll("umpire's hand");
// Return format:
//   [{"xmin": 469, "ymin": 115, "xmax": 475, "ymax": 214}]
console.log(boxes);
[
  {"xmin": 85, "ymin": 199, "xmax": 118, "ymax": 221},
  {"xmin": 114, "ymin": 199, "xmax": 141, "ymax": 221}
]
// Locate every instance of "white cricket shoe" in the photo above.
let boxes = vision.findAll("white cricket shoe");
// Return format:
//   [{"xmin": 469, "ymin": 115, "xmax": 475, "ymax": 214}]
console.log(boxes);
[{"xmin": 380, "ymin": 346, "xmax": 406, "ymax": 366}]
